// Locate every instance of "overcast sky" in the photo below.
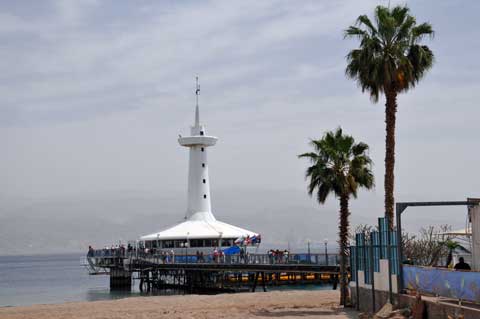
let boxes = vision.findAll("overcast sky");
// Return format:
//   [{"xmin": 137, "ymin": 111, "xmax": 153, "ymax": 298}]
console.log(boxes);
[{"xmin": 1, "ymin": 1, "xmax": 480, "ymax": 254}]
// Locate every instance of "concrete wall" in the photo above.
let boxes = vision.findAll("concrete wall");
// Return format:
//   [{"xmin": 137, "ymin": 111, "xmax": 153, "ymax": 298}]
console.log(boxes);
[
  {"xmin": 350, "ymin": 259, "xmax": 397, "ymax": 294},
  {"xmin": 470, "ymin": 204, "xmax": 480, "ymax": 271},
  {"xmin": 351, "ymin": 287, "xmax": 480, "ymax": 319},
  {"xmin": 350, "ymin": 257, "xmax": 480, "ymax": 318}
]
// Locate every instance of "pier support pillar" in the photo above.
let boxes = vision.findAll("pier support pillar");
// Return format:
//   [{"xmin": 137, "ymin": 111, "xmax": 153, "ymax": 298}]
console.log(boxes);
[{"xmin": 110, "ymin": 268, "xmax": 131, "ymax": 290}]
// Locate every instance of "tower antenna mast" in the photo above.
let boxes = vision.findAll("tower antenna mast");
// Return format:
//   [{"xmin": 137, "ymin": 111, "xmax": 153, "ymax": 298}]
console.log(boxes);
[
  {"xmin": 195, "ymin": 76, "xmax": 200, "ymax": 126},
  {"xmin": 195, "ymin": 76, "xmax": 200, "ymax": 106}
]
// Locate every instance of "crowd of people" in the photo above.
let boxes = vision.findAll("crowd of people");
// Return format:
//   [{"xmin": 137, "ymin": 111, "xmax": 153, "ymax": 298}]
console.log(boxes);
[
  {"xmin": 87, "ymin": 244, "xmax": 295, "ymax": 266},
  {"xmin": 268, "ymin": 249, "xmax": 290, "ymax": 264},
  {"xmin": 87, "ymin": 244, "xmax": 135, "ymax": 257},
  {"xmin": 87, "ymin": 245, "xmax": 257, "ymax": 264}
]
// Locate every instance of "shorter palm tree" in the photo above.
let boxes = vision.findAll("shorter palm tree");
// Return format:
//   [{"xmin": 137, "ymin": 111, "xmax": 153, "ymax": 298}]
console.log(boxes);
[
  {"xmin": 441, "ymin": 240, "xmax": 470, "ymax": 268},
  {"xmin": 299, "ymin": 128, "xmax": 374, "ymax": 306}
]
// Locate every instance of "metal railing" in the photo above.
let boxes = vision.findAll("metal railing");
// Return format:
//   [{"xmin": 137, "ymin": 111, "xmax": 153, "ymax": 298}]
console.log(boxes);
[{"xmin": 87, "ymin": 249, "xmax": 339, "ymax": 266}]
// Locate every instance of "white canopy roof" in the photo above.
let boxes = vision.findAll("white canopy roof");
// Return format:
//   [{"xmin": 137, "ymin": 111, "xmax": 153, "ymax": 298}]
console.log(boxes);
[{"xmin": 140, "ymin": 212, "xmax": 257, "ymax": 241}]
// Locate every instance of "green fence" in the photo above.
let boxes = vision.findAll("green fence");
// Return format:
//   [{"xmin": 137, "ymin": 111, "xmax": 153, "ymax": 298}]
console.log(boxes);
[{"xmin": 350, "ymin": 217, "xmax": 398, "ymax": 285}]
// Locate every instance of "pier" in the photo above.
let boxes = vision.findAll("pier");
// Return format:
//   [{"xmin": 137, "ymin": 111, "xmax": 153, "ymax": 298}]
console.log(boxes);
[
  {"xmin": 80, "ymin": 87, "xmax": 341, "ymax": 294},
  {"xmin": 83, "ymin": 251, "xmax": 340, "ymax": 293}
]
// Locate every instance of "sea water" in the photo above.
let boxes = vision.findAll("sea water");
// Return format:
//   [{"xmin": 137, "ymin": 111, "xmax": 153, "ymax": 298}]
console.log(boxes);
[{"xmin": 0, "ymin": 253, "xmax": 331, "ymax": 307}]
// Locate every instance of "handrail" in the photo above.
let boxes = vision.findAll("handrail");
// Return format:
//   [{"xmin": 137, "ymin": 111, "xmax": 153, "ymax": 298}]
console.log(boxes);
[{"xmin": 87, "ymin": 249, "xmax": 340, "ymax": 266}]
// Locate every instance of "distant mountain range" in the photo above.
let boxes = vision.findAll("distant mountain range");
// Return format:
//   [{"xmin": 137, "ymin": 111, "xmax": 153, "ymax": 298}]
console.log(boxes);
[{"xmin": 0, "ymin": 188, "xmax": 459, "ymax": 255}]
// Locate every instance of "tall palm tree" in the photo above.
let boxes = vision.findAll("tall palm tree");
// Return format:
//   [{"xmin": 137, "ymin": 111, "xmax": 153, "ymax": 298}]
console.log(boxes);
[
  {"xmin": 345, "ymin": 5, "xmax": 434, "ymax": 228},
  {"xmin": 299, "ymin": 128, "xmax": 374, "ymax": 306}
]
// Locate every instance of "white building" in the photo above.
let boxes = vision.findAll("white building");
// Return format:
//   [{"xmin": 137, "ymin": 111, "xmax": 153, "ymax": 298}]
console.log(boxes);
[{"xmin": 140, "ymin": 80, "xmax": 258, "ymax": 252}]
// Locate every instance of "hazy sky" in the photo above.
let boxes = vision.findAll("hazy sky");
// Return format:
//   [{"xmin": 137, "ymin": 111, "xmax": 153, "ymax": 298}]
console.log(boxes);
[{"xmin": 1, "ymin": 1, "xmax": 480, "ymax": 254}]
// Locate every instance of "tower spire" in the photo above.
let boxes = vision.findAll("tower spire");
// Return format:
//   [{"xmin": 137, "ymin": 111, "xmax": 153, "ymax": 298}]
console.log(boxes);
[{"xmin": 195, "ymin": 76, "xmax": 200, "ymax": 126}]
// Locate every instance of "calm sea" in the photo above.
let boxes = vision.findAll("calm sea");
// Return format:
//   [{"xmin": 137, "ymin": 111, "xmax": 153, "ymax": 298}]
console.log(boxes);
[{"xmin": 0, "ymin": 253, "xmax": 331, "ymax": 307}]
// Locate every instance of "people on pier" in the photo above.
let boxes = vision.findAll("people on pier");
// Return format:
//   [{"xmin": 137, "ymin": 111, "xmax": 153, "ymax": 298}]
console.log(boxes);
[
  {"xmin": 240, "ymin": 247, "xmax": 245, "ymax": 263},
  {"xmin": 284, "ymin": 250, "xmax": 289, "ymax": 263},
  {"xmin": 216, "ymin": 249, "xmax": 224, "ymax": 263},
  {"xmin": 196, "ymin": 250, "xmax": 205, "ymax": 263},
  {"xmin": 275, "ymin": 249, "xmax": 282, "ymax": 263},
  {"xmin": 160, "ymin": 251, "xmax": 166, "ymax": 263},
  {"xmin": 87, "ymin": 246, "xmax": 94, "ymax": 257},
  {"xmin": 266, "ymin": 249, "xmax": 290, "ymax": 264}
]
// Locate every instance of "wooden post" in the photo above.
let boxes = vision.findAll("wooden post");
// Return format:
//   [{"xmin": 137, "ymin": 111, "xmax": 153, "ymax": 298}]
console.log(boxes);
[
  {"xmin": 262, "ymin": 272, "xmax": 267, "ymax": 292},
  {"xmin": 252, "ymin": 272, "xmax": 259, "ymax": 292},
  {"xmin": 110, "ymin": 268, "xmax": 131, "ymax": 290}
]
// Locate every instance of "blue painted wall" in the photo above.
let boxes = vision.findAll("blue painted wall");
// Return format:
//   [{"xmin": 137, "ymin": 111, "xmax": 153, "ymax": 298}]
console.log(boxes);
[{"xmin": 403, "ymin": 266, "xmax": 480, "ymax": 302}]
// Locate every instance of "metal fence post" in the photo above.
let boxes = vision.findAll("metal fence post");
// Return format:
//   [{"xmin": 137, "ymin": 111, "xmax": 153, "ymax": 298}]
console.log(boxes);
[
  {"xmin": 355, "ymin": 235, "xmax": 360, "ymax": 311},
  {"xmin": 396, "ymin": 203, "xmax": 404, "ymax": 294},
  {"xmin": 369, "ymin": 233, "xmax": 376, "ymax": 313},
  {"xmin": 386, "ymin": 215, "xmax": 394, "ymax": 304}
]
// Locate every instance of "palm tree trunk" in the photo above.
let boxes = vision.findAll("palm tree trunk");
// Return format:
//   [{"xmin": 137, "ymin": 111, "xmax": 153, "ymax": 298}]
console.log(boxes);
[
  {"xmin": 384, "ymin": 89, "xmax": 398, "ymax": 229},
  {"xmin": 339, "ymin": 194, "xmax": 350, "ymax": 306},
  {"xmin": 446, "ymin": 249, "xmax": 453, "ymax": 268}
]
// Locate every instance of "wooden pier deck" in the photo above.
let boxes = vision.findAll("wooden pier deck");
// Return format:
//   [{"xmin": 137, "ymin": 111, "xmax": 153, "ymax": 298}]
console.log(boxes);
[
  {"xmin": 84, "ymin": 251, "xmax": 341, "ymax": 292},
  {"xmin": 130, "ymin": 259, "xmax": 340, "ymax": 274}
]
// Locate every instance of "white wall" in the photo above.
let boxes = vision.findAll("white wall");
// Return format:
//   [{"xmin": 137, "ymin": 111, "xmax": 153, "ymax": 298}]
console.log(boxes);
[
  {"xmin": 350, "ymin": 259, "xmax": 397, "ymax": 294},
  {"xmin": 470, "ymin": 204, "xmax": 480, "ymax": 271}
]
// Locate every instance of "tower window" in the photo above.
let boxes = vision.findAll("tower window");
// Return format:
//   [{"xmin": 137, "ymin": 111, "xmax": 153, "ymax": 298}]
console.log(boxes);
[
  {"xmin": 203, "ymin": 179, "xmax": 206, "ymax": 183},
  {"xmin": 201, "ymin": 147, "xmax": 204, "ymax": 152},
  {"xmin": 200, "ymin": 131, "xmax": 204, "ymax": 136},
  {"xmin": 202, "ymin": 163, "xmax": 205, "ymax": 167},
  {"xmin": 203, "ymin": 194, "xmax": 207, "ymax": 199}
]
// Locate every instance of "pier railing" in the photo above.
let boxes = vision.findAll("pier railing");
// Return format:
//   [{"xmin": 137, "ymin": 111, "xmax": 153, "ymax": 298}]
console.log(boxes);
[{"xmin": 88, "ymin": 249, "xmax": 339, "ymax": 267}]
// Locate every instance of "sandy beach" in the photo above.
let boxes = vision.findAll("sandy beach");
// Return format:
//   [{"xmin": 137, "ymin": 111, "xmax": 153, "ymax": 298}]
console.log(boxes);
[{"xmin": 0, "ymin": 290, "xmax": 358, "ymax": 319}]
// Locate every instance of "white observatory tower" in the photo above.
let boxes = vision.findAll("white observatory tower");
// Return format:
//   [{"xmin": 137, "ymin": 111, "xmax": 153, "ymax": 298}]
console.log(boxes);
[
  {"xmin": 178, "ymin": 77, "xmax": 218, "ymax": 222},
  {"xmin": 140, "ymin": 78, "xmax": 258, "ymax": 252}
]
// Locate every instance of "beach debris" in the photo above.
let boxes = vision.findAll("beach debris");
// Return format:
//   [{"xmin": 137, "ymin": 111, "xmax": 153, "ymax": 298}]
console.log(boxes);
[
  {"xmin": 388, "ymin": 308, "xmax": 411, "ymax": 319},
  {"xmin": 411, "ymin": 293, "xmax": 425, "ymax": 319},
  {"xmin": 373, "ymin": 302, "xmax": 393, "ymax": 318},
  {"xmin": 369, "ymin": 302, "xmax": 411, "ymax": 319}
]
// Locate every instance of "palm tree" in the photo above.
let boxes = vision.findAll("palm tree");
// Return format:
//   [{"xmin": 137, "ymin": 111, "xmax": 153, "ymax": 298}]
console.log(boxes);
[
  {"xmin": 441, "ymin": 240, "xmax": 470, "ymax": 268},
  {"xmin": 345, "ymin": 5, "xmax": 434, "ymax": 228},
  {"xmin": 299, "ymin": 128, "xmax": 374, "ymax": 306}
]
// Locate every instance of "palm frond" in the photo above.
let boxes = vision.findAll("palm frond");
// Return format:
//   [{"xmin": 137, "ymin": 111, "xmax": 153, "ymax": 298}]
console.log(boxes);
[
  {"xmin": 344, "ymin": 26, "xmax": 368, "ymax": 39},
  {"xmin": 356, "ymin": 14, "xmax": 377, "ymax": 35},
  {"xmin": 298, "ymin": 128, "xmax": 375, "ymax": 203},
  {"xmin": 345, "ymin": 4, "xmax": 434, "ymax": 98},
  {"xmin": 411, "ymin": 22, "xmax": 434, "ymax": 42}
]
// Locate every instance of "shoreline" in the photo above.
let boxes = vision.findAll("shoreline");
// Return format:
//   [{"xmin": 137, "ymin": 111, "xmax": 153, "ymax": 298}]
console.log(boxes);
[{"xmin": 0, "ymin": 290, "xmax": 357, "ymax": 319}]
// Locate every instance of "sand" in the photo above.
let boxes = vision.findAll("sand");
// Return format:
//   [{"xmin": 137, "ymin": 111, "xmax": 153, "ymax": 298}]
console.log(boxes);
[{"xmin": 0, "ymin": 290, "xmax": 358, "ymax": 319}]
